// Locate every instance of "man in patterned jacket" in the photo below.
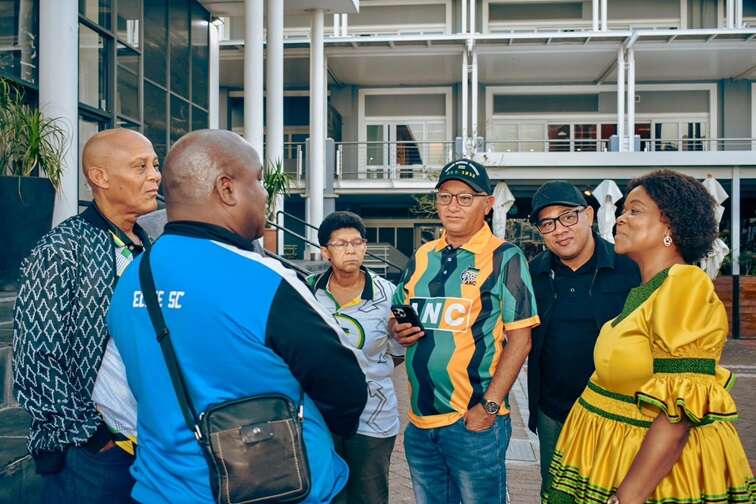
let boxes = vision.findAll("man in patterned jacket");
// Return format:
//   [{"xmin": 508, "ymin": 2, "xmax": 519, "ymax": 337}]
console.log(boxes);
[{"xmin": 12, "ymin": 128, "xmax": 161, "ymax": 502}]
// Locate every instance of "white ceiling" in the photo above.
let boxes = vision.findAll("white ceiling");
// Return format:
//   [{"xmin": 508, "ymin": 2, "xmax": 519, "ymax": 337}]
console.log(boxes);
[{"xmin": 200, "ymin": 0, "xmax": 358, "ymax": 17}]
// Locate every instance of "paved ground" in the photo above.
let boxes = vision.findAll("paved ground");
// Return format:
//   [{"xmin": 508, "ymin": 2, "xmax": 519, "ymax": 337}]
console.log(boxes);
[{"xmin": 388, "ymin": 338, "xmax": 756, "ymax": 504}]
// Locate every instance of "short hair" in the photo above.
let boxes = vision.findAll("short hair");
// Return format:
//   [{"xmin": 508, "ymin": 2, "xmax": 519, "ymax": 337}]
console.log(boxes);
[
  {"xmin": 626, "ymin": 169, "xmax": 717, "ymax": 264},
  {"xmin": 318, "ymin": 211, "xmax": 367, "ymax": 246}
]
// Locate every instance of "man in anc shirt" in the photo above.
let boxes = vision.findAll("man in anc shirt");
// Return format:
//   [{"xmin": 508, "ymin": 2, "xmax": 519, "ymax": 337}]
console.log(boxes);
[
  {"xmin": 389, "ymin": 158, "xmax": 540, "ymax": 504},
  {"xmin": 13, "ymin": 129, "xmax": 160, "ymax": 502}
]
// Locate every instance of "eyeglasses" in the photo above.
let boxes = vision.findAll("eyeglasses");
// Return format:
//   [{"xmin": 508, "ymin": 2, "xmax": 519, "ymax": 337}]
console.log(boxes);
[
  {"xmin": 537, "ymin": 207, "xmax": 586, "ymax": 234},
  {"xmin": 327, "ymin": 238, "xmax": 368, "ymax": 250},
  {"xmin": 436, "ymin": 191, "xmax": 488, "ymax": 207}
]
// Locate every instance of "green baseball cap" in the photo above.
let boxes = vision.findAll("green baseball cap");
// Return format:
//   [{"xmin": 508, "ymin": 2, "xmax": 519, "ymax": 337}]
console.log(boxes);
[{"xmin": 435, "ymin": 159, "xmax": 493, "ymax": 195}]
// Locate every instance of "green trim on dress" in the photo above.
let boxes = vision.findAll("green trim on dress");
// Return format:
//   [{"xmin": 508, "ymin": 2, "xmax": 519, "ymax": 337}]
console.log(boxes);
[
  {"xmin": 611, "ymin": 267, "xmax": 670, "ymax": 327},
  {"xmin": 635, "ymin": 392, "xmax": 739, "ymax": 426},
  {"xmin": 653, "ymin": 358, "xmax": 716, "ymax": 375},
  {"xmin": 586, "ymin": 381, "xmax": 636, "ymax": 404},
  {"xmin": 577, "ymin": 398, "xmax": 653, "ymax": 428}
]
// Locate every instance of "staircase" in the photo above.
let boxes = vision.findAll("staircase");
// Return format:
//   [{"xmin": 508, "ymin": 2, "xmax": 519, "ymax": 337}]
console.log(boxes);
[{"xmin": 0, "ymin": 293, "xmax": 42, "ymax": 502}]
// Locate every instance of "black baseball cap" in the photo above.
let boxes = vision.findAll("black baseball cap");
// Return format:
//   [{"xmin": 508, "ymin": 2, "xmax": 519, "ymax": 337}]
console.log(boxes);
[
  {"xmin": 435, "ymin": 159, "xmax": 493, "ymax": 195},
  {"xmin": 530, "ymin": 180, "xmax": 587, "ymax": 223}
]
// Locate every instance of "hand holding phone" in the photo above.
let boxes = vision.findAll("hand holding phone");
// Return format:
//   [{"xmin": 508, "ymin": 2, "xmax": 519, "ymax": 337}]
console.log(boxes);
[{"xmin": 390, "ymin": 305, "xmax": 426, "ymax": 347}]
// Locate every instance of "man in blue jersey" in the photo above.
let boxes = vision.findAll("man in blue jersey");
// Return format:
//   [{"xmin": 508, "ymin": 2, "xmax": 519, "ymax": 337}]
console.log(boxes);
[{"xmin": 107, "ymin": 129, "xmax": 367, "ymax": 503}]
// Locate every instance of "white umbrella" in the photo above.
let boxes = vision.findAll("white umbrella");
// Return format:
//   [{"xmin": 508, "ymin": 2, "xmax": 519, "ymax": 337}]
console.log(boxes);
[
  {"xmin": 700, "ymin": 175, "xmax": 729, "ymax": 279},
  {"xmin": 592, "ymin": 180, "xmax": 623, "ymax": 243},
  {"xmin": 492, "ymin": 182, "xmax": 515, "ymax": 239}
]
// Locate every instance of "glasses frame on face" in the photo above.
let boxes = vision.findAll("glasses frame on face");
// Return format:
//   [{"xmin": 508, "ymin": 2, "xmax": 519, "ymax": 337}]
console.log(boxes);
[
  {"xmin": 435, "ymin": 191, "xmax": 489, "ymax": 207},
  {"xmin": 537, "ymin": 207, "xmax": 586, "ymax": 234},
  {"xmin": 326, "ymin": 238, "xmax": 368, "ymax": 251}
]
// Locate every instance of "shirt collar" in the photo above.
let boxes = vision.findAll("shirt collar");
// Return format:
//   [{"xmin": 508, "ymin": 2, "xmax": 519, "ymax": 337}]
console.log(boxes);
[
  {"xmin": 312, "ymin": 265, "xmax": 374, "ymax": 301},
  {"xmin": 81, "ymin": 203, "xmax": 150, "ymax": 251},
  {"xmin": 434, "ymin": 222, "xmax": 495, "ymax": 254},
  {"xmin": 162, "ymin": 220, "xmax": 258, "ymax": 252}
]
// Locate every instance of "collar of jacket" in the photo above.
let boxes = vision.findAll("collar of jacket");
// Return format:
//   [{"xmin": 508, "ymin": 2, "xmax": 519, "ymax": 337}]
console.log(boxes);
[
  {"xmin": 531, "ymin": 232, "xmax": 615, "ymax": 276},
  {"xmin": 162, "ymin": 220, "xmax": 258, "ymax": 252},
  {"xmin": 81, "ymin": 203, "xmax": 151, "ymax": 250},
  {"xmin": 310, "ymin": 265, "xmax": 375, "ymax": 300}
]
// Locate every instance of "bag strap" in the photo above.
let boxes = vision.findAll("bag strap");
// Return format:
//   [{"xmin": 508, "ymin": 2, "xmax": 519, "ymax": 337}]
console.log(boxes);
[{"xmin": 138, "ymin": 247, "xmax": 205, "ymax": 442}]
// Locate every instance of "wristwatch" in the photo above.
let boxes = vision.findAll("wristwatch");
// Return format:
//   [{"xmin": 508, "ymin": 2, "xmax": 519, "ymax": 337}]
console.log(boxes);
[
  {"xmin": 606, "ymin": 495, "xmax": 620, "ymax": 504},
  {"xmin": 480, "ymin": 397, "xmax": 500, "ymax": 415}
]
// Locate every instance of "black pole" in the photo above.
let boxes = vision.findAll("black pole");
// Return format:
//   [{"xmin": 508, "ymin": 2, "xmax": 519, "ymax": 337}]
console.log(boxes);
[{"xmin": 732, "ymin": 274, "xmax": 740, "ymax": 339}]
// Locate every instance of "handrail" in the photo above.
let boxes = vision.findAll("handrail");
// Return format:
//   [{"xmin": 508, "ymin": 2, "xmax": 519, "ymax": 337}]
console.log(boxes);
[{"xmin": 272, "ymin": 210, "xmax": 403, "ymax": 273}]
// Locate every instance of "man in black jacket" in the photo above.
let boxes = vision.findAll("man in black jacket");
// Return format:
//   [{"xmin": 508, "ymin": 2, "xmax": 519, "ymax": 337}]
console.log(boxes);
[
  {"xmin": 13, "ymin": 129, "xmax": 160, "ymax": 502},
  {"xmin": 526, "ymin": 181, "xmax": 640, "ymax": 500}
]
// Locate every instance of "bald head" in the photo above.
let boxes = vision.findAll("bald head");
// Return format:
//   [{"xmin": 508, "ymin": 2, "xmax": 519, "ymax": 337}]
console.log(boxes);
[
  {"xmin": 81, "ymin": 128, "xmax": 161, "ymax": 219},
  {"xmin": 163, "ymin": 129, "xmax": 267, "ymax": 240},
  {"xmin": 163, "ymin": 129, "xmax": 261, "ymax": 205}
]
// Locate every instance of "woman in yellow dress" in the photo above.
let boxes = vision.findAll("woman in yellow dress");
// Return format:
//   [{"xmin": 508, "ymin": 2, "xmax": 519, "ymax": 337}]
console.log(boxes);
[{"xmin": 547, "ymin": 169, "xmax": 754, "ymax": 504}]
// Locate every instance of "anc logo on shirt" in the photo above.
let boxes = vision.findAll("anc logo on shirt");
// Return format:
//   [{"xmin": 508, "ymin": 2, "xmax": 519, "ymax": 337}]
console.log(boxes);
[
  {"xmin": 460, "ymin": 267, "xmax": 480, "ymax": 286},
  {"xmin": 409, "ymin": 297, "xmax": 473, "ymax": 333},
  {"xmin": 334, "ymin": 313, "xmax": 366, "ymax": 349}
]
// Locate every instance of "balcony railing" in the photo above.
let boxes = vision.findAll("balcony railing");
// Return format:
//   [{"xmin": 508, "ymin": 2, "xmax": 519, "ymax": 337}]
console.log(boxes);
[
  {"xmin": 335, "ymin": 140, "xmax": 456, "ymax": 180},
  {"xmin": 485, "ymin": 138, "xmax": 756, "ymax": 153}
]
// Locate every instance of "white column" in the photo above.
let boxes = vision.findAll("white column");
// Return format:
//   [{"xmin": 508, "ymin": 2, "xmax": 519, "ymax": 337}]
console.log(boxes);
[
  {"xmin": 209, "ymin": 20, "xmax": 220, "ymax": 129},
  {"xmin": 333, "ymin": 13, "xmax": 341, "ymax": 36},
  {"xmin": 342, "ymin": 14, "xmax": 349, "ymax": 36},
  {"xmin": 308, "ymin": 9, "xmax": 325, "ymax": 258},
  {"xmin": 461, "ymin": 0, "xmax": 467, "ymax": 33},
  {"xmin": 267, "ymin": 0, "xmax": 284, "ymax": 252},
  {"xmin": 41, "ymin": 0, "xmax": 78, "ymax": 225},
  {"xmin": 616, "ymin": 48, "xmax": 625, "ymax": 152},
  {"xmin": 735, "ymin": 0, "xmax": 743, "ymax": 28},
  {"xmin": 726, "ymin": 0, "xmax": 735, "ymax": 28},
  {"xmin": 601, "ymin": 0, "xmax": 608, "ymax": 30},
  {"xmin": 592, "ymin": 0, "xmax": 599, "ymax": 31},
  {"xmin": 471, "ymin": 48, "xmax": 479, "ymax": 154},
  {"xmin": 469, "ymin": 0, "xmax": 476, "ymax": 33},
  {"xmin": 244, "ymin": 0, "xmax": 264, "ymax": 157},
  {"xmin": 732, "ymin": 167, "xmax": 741, "ymax": 276},
  {"xmin": 626, "ymin": 47, "xmax": 635, "ymax": 152},
  {"xmin": 461, "ymin": 50, "xmax": 468, "ymax": 156}
]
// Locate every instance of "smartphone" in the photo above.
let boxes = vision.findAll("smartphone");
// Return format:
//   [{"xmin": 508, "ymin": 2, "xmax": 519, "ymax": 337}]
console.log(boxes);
[{"xmin": 391, "ymin": 305, "xmax": 424, "ymax": 331}]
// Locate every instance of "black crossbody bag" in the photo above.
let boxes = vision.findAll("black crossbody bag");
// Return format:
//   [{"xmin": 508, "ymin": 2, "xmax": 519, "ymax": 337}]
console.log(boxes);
[{"xmin": 138, "ymin": 248, "xmax": 311, "ymax": 504}]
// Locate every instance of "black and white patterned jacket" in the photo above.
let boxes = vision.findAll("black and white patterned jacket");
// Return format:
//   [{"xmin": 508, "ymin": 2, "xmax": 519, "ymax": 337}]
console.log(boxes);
[{"xmin": 12, "ymin": 205, "xmax": 149, "ymax": 467}]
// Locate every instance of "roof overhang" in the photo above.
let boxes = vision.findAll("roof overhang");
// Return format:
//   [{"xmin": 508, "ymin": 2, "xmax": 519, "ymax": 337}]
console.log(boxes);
[{"xmin": 200, "ymin": 0, "xmax": 358, "ymax": 17}]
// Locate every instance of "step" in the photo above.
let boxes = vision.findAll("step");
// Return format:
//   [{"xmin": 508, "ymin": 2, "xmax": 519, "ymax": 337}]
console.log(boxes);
[{"xmin": 0, "ymin": 407, "xmax": 42, "ymax": 502}]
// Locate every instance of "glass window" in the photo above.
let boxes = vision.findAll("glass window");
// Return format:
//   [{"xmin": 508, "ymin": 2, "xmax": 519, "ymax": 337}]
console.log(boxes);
[
  {"xmin": 635, "ymin": 123, "xmax": 651, "ymax": 151},
  {"xmin": 0, "ymin": 0, "xmax": 38, "ymax": 84},
  {"xmin": 378, "ymin": 227, "xmax": 395, "ymax": 245},
  {"xmin": 490, "ymin": 124, "xmax": 517, "ymax": 152},
  {"xmin": 573, "ymin": 124, "xmax": 597, "ymax": 152},
  {"xmin": 191, "ymin": 105, "xmax": 207, "ymax": 131},
  {"xmin": 366, "ymin": 124, "xmax": 385, "ymax": 166},
  {"xmin": 144, "ymin": 81, "xmax": 167, "ymax": 160},
  {"xmin": 116, "ymin": 117, "xmax": 140, "ymax": 130},
  {"xmin": 117, "ymin": 0, "xmax": 141, "ymax": 48},
  {"xmin": 170, "ymin": 94, "xmax": 189, "ymax": 144},
  {"xmin": 79, "ymin": 23, "xmax": 109, "ymax": 111},
  {"xmin": 396, "ymin": 227, "xmax": 413, "ymax": 258},
  {"xmin": 548, "ymin": 124, "xmax": 570, "ymax": 152},
  {"xmin": 80, "ymin": 0, "xmax": 111, "ymax": 29},
  {"xmin": 78, "ymin": 115, "xmax": 107, "ymax": 202},
  {"xmin": 683, "ymin": 122, "xmax": 707, "ymax": 151},
  {"xmin": 117, "ymin": 43, "xmax": 140, "ymax": 120},
  {"xmin": 366, "ymin": 227, "xmax": 377, "ymax": 243},
  {"xmin": 144, "ymin": 0, "xmax": 167, "ymax": 85},
  {"xmin": 520, "ymin": 124, "xmax": 545, "ymax": 152},
  {"xmin": 170, "ymin": 0, "xmax": 190, "ymax": 99},
  {"xmin": 191, "ymin": 2, "xmax": 209, "ymax": 108},
  {"xmin": 654, "ymin": 122, "xmax": 679, "ymax": 151},
  {"xmin": 395, "ymin": 124, "xmax": 422, "ymax": 168}
]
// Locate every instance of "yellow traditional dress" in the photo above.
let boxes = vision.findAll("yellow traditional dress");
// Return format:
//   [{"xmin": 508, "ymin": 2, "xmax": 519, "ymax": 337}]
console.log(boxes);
[{"xmin": 548, "ymin": 264, "xmax": 755, "ymax": 503}]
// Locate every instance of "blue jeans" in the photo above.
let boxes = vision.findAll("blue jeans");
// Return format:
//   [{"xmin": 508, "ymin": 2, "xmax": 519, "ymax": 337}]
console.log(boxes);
[
  {"xmin": 404, "ymin": 415, "xmax": 512, "ymax": 504},
  {"xmin": 42, "ymin": 445, "xmax": 135, "ymax": 504}
]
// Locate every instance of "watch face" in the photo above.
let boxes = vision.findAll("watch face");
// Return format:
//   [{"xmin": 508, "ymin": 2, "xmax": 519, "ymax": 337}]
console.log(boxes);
[{"xmin": 484, "ymin": 401, "xmax": 499, "ymax": 414}]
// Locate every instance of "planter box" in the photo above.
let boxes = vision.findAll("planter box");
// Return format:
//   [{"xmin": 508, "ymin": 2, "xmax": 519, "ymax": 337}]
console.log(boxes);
[
  {"xmin": 0, "ymin": 176, "xmax": 55, "ymax": 286},
  {"xmin": 714, "ymin": 275, "xmax": 756, "ymax": 339}
]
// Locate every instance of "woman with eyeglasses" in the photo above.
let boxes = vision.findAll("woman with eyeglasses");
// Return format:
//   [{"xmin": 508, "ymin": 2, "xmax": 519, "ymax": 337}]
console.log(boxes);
[
  {"xmin": 547, "ymin": 170, "xmax": 754, "ymax": 504},
  {"xmin": 307, "ymin": 211, "xmax": 405, "ymax": 504}
]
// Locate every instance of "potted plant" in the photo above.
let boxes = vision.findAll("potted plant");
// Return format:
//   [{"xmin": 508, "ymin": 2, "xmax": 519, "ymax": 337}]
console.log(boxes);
[
  {"xmin": 715, "ymin": 249, "xmax": 756, "ymax": 339},
  {"xmin": 262, "ymin": 158, "xmax": 290, "ymax": 253},
  {"xmin": 0, "ymin": 78, "xmax": 67, "ymax": 287}
]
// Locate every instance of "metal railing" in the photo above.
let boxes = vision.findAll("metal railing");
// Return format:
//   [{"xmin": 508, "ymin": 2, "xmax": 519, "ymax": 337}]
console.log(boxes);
[
  {"xmin": 485, "ymin": 137, "xmax": 756, "ymax": 153},
  {"xmin": 334, "ymin": 140, "xmax": 456, "ymax": 180},
  {"xmin": 274, "ymin": 210, "xmax": 403, "ymax": 274}
]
